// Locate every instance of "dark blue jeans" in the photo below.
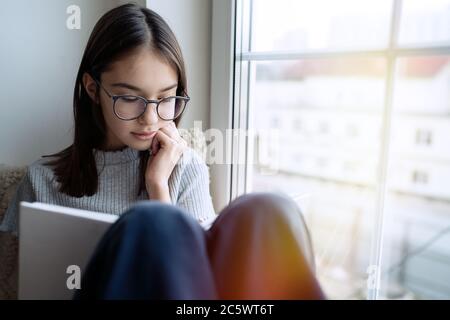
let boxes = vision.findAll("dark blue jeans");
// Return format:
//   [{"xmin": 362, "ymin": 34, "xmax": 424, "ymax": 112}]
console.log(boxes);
[{"xmin": 73, "ymin": 192, "xmax": 325, "ymax": 300}]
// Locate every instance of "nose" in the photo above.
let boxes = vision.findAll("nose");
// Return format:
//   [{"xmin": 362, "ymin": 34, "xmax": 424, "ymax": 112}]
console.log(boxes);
[{"xmin": 138, "ymin": 102, "xmax": 159, "ymax": 125}]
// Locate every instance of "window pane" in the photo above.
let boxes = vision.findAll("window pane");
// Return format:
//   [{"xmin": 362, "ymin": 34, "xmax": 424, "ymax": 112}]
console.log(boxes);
[
  {"xmin": 380, "ymin": 56, "xmax": 450, "ymax": 299},
  {"xmin": 251, "ymin": 0, "xmax": 393, "ymax": 52},
  {"xmin": 398, "ymin": 0, "xmax": 450, "ymax": 46},
  {"xmin": 248, "ymin": 58, "xmax": 387, "ymax": 299}
]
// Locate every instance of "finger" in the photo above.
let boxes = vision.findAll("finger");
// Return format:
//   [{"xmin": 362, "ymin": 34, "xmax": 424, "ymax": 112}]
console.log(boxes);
[
  {"xmin": 161, "ymin": 121, "xmax": 177, "ymax": 133},
  {"xmin": 154, "ymin": 129, "xmax": 177, "ymax": 149},
  {"xmin": 151, "ymin": 123, "xmax": 176, "ymax": 156},
  {"xmin": 159, "ymin": 122, "xmax": 181, "ymax": 141},
  {"xmin": 151, "ymin": 132, "xmax": 160, "ymax": 155}
]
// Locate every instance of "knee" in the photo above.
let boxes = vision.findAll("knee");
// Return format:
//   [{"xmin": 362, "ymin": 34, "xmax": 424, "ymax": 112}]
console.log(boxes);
[
  {"xmin": 220, "ymin": 192, "xmax": 316, "ymax": 270},
  {"xmin": 124, "ymin": 201, "xmax": 177, "ymax": 218},
  {"xmin": 225, "ymin": 192, "xmax": 303, "ymax": 224},
  {"xmin": 117, "ymin": 201, "xmax": 196, "ymax": 234}
]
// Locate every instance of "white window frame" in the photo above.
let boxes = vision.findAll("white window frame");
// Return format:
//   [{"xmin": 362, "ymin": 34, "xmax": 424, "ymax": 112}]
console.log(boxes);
[{"xmin": 210, "ymin": 0, "xmax": 236, "ymax": 213}]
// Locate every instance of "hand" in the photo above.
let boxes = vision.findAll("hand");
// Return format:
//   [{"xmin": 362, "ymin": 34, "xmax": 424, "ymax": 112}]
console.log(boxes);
[{"xmin": 145, "ymin": 121, "xmax": 188, "ymax": 198}]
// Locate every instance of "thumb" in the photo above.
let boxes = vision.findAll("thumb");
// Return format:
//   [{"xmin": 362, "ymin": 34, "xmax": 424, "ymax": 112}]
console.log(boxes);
[{"xmin": 151, "ymin": 133, "xmax": 160, "ymax": 155}]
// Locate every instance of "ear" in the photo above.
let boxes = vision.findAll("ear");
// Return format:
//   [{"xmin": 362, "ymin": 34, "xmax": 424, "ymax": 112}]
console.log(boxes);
[{"xmin": 82, "ymin": 72, "xmax": 99, "ymax": 104}]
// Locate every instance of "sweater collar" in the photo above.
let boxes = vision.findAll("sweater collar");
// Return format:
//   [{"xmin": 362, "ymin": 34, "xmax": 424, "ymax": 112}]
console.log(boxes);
[{"xmin": 93, "ymin": 146, "xmax": 140, "ymax": 166}]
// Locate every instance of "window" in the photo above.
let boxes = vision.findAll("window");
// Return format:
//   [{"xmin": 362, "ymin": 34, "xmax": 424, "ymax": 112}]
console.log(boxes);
[
  {"xmin": 415, "ymin": 129, "xmax": 432, "ymax": 146},
  {"xmin": 232, "ymin": 0, "xmax": 450, "ymax": 299},
  {"xmin": 412, "ymin": 170, "xmax": 428, "ymax": 184}
]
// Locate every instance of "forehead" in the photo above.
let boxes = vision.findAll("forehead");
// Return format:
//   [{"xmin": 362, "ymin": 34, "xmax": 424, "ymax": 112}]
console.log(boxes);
[{"xmin": 101, "ymin": 47, "xmax": 178, "ymax": 92}]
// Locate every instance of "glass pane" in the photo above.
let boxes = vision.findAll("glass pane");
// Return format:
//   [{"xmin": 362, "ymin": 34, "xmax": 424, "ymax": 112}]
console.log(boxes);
[
  {"xmin": 251, "ymin": 0, "xmax": 393, "ymax": 52},
  {"xmin": 398, "ymin": 0, "xmax": 450, "ymax": 46},
  {"xmin": 247, "ymin": 58, "xmax": 387, "ymax": 299},
  {"xmin": 380, "ymin": 56, "xmax": 450, "ymax": 299}
]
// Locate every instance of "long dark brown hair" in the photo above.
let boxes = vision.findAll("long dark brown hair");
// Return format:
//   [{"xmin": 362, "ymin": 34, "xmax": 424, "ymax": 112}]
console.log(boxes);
[{"xmin": 42, "ymin": 3, "xmax": 187, "ymax": 198}]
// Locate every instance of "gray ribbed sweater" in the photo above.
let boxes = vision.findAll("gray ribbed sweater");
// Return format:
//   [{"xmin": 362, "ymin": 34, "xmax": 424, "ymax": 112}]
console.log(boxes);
[{"xmin": 0, "ymin": 147, "xmax": 217, "ymax": 235}]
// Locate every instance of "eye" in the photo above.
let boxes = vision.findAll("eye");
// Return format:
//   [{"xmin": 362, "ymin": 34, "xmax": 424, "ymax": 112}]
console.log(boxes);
[{"xmin": 121, "ymin": 96, "xmax": 139, "ymax": 102}]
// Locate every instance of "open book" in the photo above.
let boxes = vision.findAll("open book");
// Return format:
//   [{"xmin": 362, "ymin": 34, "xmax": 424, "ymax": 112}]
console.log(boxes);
[{"xmin": 18, "ymin": 201, "xmax": 216, "ymax": 300}]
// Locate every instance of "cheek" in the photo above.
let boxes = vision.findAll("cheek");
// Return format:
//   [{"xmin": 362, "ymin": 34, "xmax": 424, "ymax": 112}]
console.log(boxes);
[
  {"xmin": 98, "ymin": 97, "xmax": 113, "ymax": 122},
  {"xmin": 99, "ymin": 101, "xmax": 129, "ymax": 135},
  {"xmin": 111, "ymin": 120, "xmax": 131, "ymax": 137}
]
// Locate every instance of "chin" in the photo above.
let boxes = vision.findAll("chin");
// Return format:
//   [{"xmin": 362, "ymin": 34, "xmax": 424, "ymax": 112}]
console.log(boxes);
[{"xmin": 127, "ymin": 140, "xmax": 152, "ymax": 151}]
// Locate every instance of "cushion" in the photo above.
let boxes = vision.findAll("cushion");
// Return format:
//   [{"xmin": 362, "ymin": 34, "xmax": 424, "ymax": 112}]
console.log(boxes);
[{"xmin": 0, "ymin": 165, "xmax": 27, "ymax": 299}]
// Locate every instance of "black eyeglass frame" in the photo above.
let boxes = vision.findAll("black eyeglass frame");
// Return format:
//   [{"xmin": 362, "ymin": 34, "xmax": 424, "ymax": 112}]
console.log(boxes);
[{"xmin": 93, "ymin": 78, "xmax": 190, "ymax": 121}]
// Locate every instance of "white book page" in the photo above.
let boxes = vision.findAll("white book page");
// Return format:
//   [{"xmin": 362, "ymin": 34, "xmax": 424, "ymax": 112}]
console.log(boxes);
[{"xmin": 21, "ymin": 202, "xmax": 118, "ymax": 224}]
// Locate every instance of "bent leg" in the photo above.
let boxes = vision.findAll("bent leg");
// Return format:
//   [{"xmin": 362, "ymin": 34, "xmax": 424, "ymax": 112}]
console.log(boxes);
[
  {"xmin": 206, "ymin": 192, "xmax": 325, "ymax": 300},
  {"xmin": 74, "ymin": 201, "xmax": 217, "ymax": 300}
]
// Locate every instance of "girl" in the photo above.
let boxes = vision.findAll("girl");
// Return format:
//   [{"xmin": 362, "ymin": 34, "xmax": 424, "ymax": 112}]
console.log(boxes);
[
  {"xmin": 1, "ymin": 3, "xmax": 215, "ymax": 233},
  {"xmin": 0, "ymin": 4, "xmax": 325, "ymax": 300}
]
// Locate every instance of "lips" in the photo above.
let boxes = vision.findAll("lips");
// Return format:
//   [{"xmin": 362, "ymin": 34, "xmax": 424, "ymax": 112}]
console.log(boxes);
[
  {"xmin": 132, "ymin": 131, "xmax": 157, "ymax": 140},
  {"xmin": 133, "ymin": 131, "xmax": 157, "ymax": 136}
]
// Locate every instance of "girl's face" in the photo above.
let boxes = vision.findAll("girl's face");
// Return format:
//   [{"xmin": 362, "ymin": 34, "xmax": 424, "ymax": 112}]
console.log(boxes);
[{"xmin": 84, "ymin": 47, "xmax": 179, "ymax": 151}]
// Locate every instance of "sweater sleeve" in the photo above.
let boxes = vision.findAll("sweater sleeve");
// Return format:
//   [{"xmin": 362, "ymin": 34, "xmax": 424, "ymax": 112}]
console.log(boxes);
[
  {"xmin": 0, "ymin": 168, "xmax": 36, "ymax": 236},
  {"xmin": 176, "ymin": 150, "xmax": 217, "ymax": 229}
]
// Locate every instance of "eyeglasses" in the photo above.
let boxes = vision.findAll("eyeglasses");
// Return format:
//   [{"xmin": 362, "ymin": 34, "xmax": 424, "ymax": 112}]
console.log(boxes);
[{"xmin": 93, "ymin": 79, "xmax": 189, "ymax": 121}]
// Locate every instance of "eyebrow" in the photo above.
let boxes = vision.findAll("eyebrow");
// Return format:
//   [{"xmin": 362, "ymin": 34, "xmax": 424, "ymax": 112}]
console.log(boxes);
[{"xmin": 110, "ymin": 82, "xmax": 178, "ymax": 95}]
